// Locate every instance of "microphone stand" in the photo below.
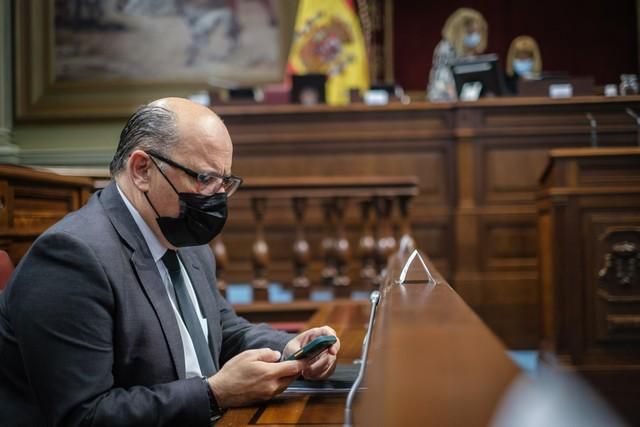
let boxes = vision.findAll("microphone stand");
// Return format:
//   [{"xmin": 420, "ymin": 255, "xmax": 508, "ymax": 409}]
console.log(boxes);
[
  {"xmin": 625, "ymin": 108, "xmax": 640, "ymax": 147},
  {"xmin": 343, "ymin": 290, "xmax": 381, "ymax": 427},
  {"xmin": 586, "ymin": 113, "xmax": 598, "ymax": 148}
]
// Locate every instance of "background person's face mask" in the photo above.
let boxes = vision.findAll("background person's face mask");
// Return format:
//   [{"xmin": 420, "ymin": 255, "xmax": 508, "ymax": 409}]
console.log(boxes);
[
  {"xmin": 513, "ymin": 58, "xmax": 534, "ymax": 76},
  {"xmin": 463, "ymin": 32, "xmax": 481, "ymax": 49}
]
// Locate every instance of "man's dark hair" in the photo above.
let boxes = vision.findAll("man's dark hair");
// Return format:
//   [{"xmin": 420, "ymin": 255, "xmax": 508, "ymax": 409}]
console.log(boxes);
[{"xmin": 109, "ymin": 104, "xmax": 179, "ymax": 176}]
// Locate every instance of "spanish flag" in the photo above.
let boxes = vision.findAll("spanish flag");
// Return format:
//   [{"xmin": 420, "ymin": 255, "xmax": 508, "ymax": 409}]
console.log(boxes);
[{"xmin": 287, "ymin": 0, "xmax": 370, "ymax": 105}]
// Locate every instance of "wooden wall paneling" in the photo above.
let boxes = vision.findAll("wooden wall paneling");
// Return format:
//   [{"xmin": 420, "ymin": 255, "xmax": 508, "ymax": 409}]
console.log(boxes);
[
  {"xmin": 454, "ymin": 99, "xmax": 640, "ymax": 348},
  {"xmin": 537, "ymin": 197, "xmax": 557, "ymax": 353},
  {"xmin": 479, "ymin": 210, "xmax": 538, "ymax": 272}
]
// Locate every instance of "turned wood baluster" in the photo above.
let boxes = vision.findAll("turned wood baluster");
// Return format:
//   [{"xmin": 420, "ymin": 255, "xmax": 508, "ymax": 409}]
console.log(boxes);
[
  {"xmin": 251, "ymin": 197, "xmax": 269, "ymax": 302},
  {"xmin": 358, "ymin": 199, "xmax": 377, "ymax": 288},
  {"xmin": 291, "ymin": 197, "xmax": 311, "ymax": 300},
  {"xmin": 375, "ymin": 197, "xmax": 397, "ymax": 279},
  {"xmin": 333, "ymin": 197, "xmax": 351, "ymax": 298},
  {"xmin": 211, "ymin": 236, "xmax": 229, "ymax": 297},
  {"xmin": 321, "ymin": 200, "xmax": 337, "ymax": 285},
  {"xmin": 397, "ymin": 195, "xmax": 416, "ymax": 257}
]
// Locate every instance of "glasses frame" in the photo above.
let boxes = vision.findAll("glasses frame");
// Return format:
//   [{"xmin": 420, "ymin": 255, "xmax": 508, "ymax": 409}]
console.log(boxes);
[{"xmin": 145, "ymin": 150, "xmax": 243, "ymax": 197}]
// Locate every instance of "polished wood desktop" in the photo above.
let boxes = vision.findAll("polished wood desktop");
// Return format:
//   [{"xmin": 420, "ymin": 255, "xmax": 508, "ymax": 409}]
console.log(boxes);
[
  {"xmin": 219, "ymin": 300, "xmax": 369, "ymax": 426},
  {"xmin": 220, "ymin": 250, "xmax": 521, "ymax": 426}
]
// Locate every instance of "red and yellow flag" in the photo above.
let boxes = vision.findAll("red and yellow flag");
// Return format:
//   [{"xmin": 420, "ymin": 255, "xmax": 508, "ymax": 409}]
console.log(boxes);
[{"xmin": 287, "ymin": 0, "xmax": 369, "ymax": 105}]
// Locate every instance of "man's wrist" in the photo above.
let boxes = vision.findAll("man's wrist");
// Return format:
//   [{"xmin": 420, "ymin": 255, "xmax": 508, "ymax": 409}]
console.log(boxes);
[{"xmin": 203, "ymin": 376, "xmax": 224, "ymax": 423}]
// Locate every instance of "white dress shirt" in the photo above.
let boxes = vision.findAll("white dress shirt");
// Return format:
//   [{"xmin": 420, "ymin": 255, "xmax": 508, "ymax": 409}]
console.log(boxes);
[{"xmin": 116, "ymin": 184, "xmax": 207, "ymax": 378}]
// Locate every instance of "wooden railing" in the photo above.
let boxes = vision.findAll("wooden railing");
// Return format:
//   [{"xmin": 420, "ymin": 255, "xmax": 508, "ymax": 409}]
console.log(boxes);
[
  {"xmin": 214, "ymin": 176, "xmax": 419, "ymax": 301},
  {"xmin": 10, "ymin": 168, "xmax": 419, "ymax": 304}
]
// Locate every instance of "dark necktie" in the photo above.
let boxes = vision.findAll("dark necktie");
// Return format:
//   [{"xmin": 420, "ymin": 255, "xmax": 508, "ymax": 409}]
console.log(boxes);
[{"xmin": 162, "ymin": 250, "xmax": 215, "ymax": 376}]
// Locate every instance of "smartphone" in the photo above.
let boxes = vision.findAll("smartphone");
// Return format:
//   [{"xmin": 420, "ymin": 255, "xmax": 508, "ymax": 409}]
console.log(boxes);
[{"xmin": 286, "ymin": 335, "xmax": 337, "ymax": 361}]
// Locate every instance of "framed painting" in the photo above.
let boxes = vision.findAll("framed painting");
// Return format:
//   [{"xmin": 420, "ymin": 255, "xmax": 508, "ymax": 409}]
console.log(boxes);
[{"xmin": 14, "ymin": 0, "xmax": 296, "ymax": 121}]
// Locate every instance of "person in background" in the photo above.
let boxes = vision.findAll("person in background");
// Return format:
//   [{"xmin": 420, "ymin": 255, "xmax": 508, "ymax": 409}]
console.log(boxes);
[
  {"xmin": 451, "ymin": 9, "xmax": 488, "ymax": 58},
  {"xmin": 505, "ymin": 35, "xmax": 543, "ymax": 94},
  {"xmin": 427, "ymin": 8, "xmax": 488, "ymax": 101}
]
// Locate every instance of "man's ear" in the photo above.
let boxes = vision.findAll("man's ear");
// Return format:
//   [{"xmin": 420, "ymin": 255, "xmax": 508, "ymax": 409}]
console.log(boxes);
[{"xmin": 128, "ymin": 150, "xmax": 152, "ymax": 191}]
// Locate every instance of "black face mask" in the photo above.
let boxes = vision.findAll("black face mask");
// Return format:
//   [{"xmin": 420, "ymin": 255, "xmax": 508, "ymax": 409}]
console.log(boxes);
[{"xmin": 145, "ymin": 164, "xmax": 228, "ymax": 248}]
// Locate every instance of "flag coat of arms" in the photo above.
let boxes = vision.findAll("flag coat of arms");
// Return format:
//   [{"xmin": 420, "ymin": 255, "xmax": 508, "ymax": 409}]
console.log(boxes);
[{"xmin": 287, "ymin": 0, "xmax": 370, "ymax": 105}]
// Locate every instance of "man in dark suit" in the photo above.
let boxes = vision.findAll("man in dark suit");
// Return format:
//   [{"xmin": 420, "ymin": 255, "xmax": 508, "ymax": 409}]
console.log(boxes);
[{"xmin": 0, "ymin": 97, "xmax": 340, "ymax": 426}]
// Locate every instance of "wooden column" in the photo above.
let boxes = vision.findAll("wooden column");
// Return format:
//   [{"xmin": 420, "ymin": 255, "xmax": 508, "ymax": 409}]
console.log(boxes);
[
  {"xmin": 333, "ymin": 197, "xmax": 351, "ymax": 298},
  {"xmin": 211, "ymin": 236, "xmax": 228, "ymax": 297},
  {"xmin": 321, "ymin": 200, "xmax": 337, "ymax": 286},
  {"xmin": 224, "ymin": 176, "xmax": 418, "ymax": 301},
  {"xmin": 397, "ymin": 194, "xmax": 415, "ymax": 256},
  {"xmin": 359, "ymin": 199, "xmax": 377, "ymax": 288},
  {"xmin": 251, "ymin": 197, "xmax": 269, "ymax": 302},
  {"xmin": 291, "ymin": 197, "xmax": 310, "ymax": 300},
  {"xmin": 375, "ymin": 197, "xmax": 396, "ymax": 277}
]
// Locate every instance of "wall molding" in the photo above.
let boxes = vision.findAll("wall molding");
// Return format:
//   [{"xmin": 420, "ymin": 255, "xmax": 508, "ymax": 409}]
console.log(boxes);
[{"xmin": 18, "ymin": 147, "xmax": 114, "ymax": 167}]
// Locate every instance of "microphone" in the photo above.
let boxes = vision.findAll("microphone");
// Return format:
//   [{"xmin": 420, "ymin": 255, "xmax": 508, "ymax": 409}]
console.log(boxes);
[
  {"xmin": 343, "ymin": 290, "xmax": 381, "ymax": 427},
  {"xmin": 586, "ymin": 113, "xmax": 598, "ymax": 148},
  {"xmin": 625, "ymin": 108, "xmax": 640, "ymax": 147}
]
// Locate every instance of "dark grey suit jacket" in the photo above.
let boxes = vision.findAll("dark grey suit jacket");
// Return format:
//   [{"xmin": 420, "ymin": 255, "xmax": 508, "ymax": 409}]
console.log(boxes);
[{"xmin": 0, "ymin": 182, "xmax": 292, "ymax": 426}]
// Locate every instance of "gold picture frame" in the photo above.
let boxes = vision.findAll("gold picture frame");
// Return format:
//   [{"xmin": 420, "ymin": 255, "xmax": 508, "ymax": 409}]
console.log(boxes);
[{"xmin": 14, "ymin": 0, "xmax": 296, "ymax": 121}]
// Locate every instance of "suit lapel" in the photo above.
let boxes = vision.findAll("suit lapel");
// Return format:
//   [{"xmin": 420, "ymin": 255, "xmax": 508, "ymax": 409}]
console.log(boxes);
[
  {"xmin": 99, "ymin": 182, "xmax": 186, "ymax": 379},
  {"xmin": 179, "ymin": 250, "xmax": 221, "ymax": 371},
  {"xmin": 132, "ymin": 251, "xmax": 186, "ymax": 379}
]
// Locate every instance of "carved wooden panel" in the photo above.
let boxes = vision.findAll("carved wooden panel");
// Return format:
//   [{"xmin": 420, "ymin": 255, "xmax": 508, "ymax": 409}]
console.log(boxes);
[{"xmin": 584, "ymin": 219, "xmax": 640, "ymax": 344}]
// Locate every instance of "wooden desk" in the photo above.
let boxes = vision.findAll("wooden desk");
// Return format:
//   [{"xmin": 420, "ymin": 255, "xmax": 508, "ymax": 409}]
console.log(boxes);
[
  {"xmin": 0, "ymin": 165, "xmax": 94, "ymax": 264},
  {"xmin": 214, "ymin": 96, "xmax": 640, "ymax": 348},
  {"xmin": 219, "ymin": 300, "xmax": 370, "ymax": 426},
  {"xmin": 220, "ymin": 250, "xmax": 520, "ymax": 426},
  {"xmin": 537, "ymin": 147, "xmax": 640, "ymax": 425}
]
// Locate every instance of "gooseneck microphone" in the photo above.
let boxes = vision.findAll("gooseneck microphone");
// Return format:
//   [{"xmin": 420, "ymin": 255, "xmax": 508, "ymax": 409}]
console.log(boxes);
[
  {"xmin": 343, "ymin": 290, "xmax": 381, "ymax": 427},
  {"xmin": 625, "ymin": 108, "xmax": 640, "ymax": 147},
  {"xmin": 586, "ymin": 113, "xmax": 598, "ymax": 148}
]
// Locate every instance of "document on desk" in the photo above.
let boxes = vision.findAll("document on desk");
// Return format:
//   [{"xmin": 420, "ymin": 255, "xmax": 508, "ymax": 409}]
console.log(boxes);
[{"xmin": 281, "ymin": 363, "xmax": 362, "ymax": 395}]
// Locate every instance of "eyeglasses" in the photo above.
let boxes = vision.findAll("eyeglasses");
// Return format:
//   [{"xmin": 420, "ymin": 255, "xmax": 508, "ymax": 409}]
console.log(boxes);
[{"xmin": 146, "ymin": 151, "xmax": 243, "ymax": 197}]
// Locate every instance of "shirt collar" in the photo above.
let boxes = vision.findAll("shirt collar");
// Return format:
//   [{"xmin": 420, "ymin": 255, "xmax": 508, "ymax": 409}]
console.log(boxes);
[{"xmin": 116, "ymin": 183, "xmax": 167, "ymax": 263}]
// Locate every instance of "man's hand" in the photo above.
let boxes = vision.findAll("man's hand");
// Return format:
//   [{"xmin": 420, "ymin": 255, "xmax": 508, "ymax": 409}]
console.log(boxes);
[
  {"xmin": 283, "ymin": 326, "xmax": 340, "ymax": 380},
  {"xmin": 208, "ymin": 348, "xmax": 303, "ymax": 408}
]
